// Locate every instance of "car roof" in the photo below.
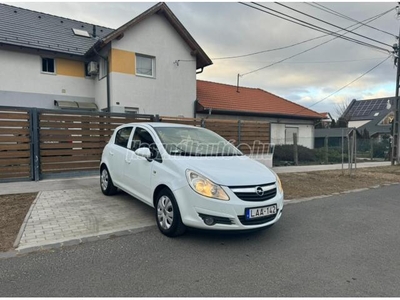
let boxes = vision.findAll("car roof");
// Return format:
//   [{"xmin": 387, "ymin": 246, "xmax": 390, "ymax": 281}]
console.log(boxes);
[{"xmin": 124, "ymin": 122, "xmax": 199, "ymax": 128}]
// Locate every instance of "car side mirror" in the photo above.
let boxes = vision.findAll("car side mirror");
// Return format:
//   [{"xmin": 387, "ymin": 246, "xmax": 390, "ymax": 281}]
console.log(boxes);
[{"xmin": 135, "ymin": 147, "xmax": 151, "ymax": 160}]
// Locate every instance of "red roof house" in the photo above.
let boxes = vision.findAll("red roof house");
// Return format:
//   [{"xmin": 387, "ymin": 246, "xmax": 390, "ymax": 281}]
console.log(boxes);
[
  {"xmin": 196, "ymin": 80, "xmax": 322, "ymax": 149},
  {"xmin": 196, "ymin": 80, "xmax": 322, "ymax": 120}
]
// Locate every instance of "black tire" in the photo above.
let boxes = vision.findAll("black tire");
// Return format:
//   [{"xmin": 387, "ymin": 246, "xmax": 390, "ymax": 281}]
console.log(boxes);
[
  {"xmin": 100, "ymin": 166, "xmax": 118, "ymax": 196},
  {"xmin": 155, "ymin": 188, "xmax": 186, "ymax": 237}
]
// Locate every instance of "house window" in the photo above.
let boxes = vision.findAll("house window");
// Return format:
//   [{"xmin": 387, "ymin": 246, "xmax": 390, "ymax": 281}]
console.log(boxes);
[
  {"xmin": 136, "ymin": 54, "xmax": 155, "ymax": 77},
  {"xmin": 42, "ymin": 58, "xmax": 55, "ymax": 74},
  {"xmin": 285, "ymin": 127, "xmax": 299, "ymax": 145},
  {"xmin": 84, "ymin": 62, "xmax": 90, "ymax": 77},
  {"xmin": 99, "ymin": 58, "xmax": 108, "ymax": 79},
  {"xmin": 378, "ymin": 112, "xmax": 394, "ymax": 126}
]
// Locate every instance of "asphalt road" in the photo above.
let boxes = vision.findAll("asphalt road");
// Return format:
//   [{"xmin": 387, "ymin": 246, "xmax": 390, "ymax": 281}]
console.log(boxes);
[{"xmin": 0, "ymin": 185, "xmax": 399, "ymax": 297}]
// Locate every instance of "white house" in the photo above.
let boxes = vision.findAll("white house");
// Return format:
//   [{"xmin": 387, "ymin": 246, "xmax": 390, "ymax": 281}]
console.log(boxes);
[{"xmin": 0, "ymin": 2, "xmax": 212, "ymax": 116}]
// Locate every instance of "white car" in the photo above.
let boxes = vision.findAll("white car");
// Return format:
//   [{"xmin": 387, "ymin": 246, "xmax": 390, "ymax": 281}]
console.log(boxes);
[{"xmin": 100, "ymin": 123, "xmax": 284, "ymax": 237}]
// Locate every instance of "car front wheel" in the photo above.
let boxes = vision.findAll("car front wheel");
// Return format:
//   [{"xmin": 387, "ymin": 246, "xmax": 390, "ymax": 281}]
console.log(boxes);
[{"xmin": 155, "ymin": 188, "xmax": 186, "ymax": 237}]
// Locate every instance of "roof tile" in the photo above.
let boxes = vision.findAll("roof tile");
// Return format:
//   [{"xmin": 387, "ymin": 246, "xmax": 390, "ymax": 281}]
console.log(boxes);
[{"xmin": 197, "ymin": 80, "xmax": 322, "ymax": 119}]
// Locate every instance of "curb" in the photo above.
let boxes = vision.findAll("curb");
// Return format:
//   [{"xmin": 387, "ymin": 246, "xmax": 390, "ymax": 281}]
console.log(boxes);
[
  {"xmin": 13, "ymin": 191, "xmax": 42, "ymax": 248},
  {"xmin": 14, "ymin": 225, "xmax": 156, "ymax": 256},
  {"xmin": 284, "ymin": 182, "xmax": 400, "ymax": 205}
]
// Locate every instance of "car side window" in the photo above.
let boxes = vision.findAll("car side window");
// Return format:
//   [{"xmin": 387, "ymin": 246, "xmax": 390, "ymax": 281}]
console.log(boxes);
[
  {"xmin": 131, "ymin": 127, "xmax": 162, "ymax": 162},
  {"xmin": 131, "ymin": 127, "xmax": 155, "ymax": 151},
  {"xmin": 115, "ymin": 127, "xmax": 133, "ymax": 148}
]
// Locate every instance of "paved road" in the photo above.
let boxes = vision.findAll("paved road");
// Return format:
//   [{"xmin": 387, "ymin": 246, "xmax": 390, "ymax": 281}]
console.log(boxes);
[{"xmin": 0, "ymin": 185, "xmax": 399, "ymax": 297}]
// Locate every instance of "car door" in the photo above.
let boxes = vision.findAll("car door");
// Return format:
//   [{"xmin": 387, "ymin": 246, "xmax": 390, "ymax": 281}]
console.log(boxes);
[
  {"xmin": 123, "ymin": 126, "xmax": 159, "ymax": 204},
  {"xmin": 108, "ymin": 126, "xmax": 133, "ymax": 188}
]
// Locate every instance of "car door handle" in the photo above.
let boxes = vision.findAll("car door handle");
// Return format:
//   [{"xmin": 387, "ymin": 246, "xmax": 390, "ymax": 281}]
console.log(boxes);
[
  {"xmin": 109, "ymin": 151, "xmax": 114, "ymax": 156},
  {"xmin": 125, "ymin": 159, "xmax": 131, "ymax": 164}
]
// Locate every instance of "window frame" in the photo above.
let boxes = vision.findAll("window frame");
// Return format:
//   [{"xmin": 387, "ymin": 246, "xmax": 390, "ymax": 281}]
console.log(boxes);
[
  {"xmin": 130, "ymin": 126, "xmax": 162, "ymax": 162},
  {"xmin": 114, "ymin": 126, "xmax": 133, "ymax": 149},
  {"xmin": 41, "ymin": 57, "xmax": 56, "ymax": 75},
  {"xmin": 135, "ymin": 54, "xmax": 155, "ymax": 78},
  {"xmin": 99, "ymin": 58, "xmax": 108, "ymax": 80}
]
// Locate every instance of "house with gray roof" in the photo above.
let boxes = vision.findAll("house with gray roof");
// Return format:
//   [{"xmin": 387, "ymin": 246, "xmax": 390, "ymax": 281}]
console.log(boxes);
[
  {"xmin": 342, "ymin": 97, "xmax": 394, "ymax": 141},
  {"xmin": 0, "ymin": 2, "xmax": 212, "ymax": 116}
]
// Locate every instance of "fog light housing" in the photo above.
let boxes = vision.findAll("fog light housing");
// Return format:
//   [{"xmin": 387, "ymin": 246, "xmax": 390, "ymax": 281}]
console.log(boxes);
[{"xmin": 204, "ymin": 216, "xmax": 215, "ymax": 226}]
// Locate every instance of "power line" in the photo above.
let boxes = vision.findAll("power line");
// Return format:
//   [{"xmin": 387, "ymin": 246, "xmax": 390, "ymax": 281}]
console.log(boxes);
[
  {"xmin": 229, "ymin": 56, "xmax": 388, "ymax": 64},
  {"xmin": 239, "ymin": 4, "xmax": 392, "ymax": 76},
  {"xmin": 179, "ymin": 4, "xmax": 393, "ymax": 64},
  {"xmin": 274, "ymin": 2, "xmax": 394, "ymax": 48},
  {"xmin": 307, "ymin": 2, "xmax": 397, "ymax": 38},
  {"xmin": 245, "ymin": 2, "xmax": 393, "ymax": 53},
  {"xmin": 293, "ymin": 55, "xmax": 392, "ymax": 115},
  {"xmin": 211, "ymin": 36, "xmax": 328, "ymax": 60}
]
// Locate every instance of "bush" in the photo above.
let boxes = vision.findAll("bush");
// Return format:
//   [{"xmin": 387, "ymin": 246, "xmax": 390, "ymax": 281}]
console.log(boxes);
[
  {"xmin": 273, "ymin": 144, "xmax": 316, "ymax": 166},
  {"xmin": 314, "ymin": 148, "xmax": 347, "ymax": 163}
]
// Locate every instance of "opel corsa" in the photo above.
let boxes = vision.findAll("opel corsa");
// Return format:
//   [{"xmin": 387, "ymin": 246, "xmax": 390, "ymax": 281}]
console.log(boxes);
[{"xmin": 100, "ymin": 123, "xmax": 284, "ymax": 237}]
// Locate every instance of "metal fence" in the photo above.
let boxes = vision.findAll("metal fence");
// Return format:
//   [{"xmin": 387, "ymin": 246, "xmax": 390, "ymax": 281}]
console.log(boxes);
[
  {"xmin": 0, "ymin": 106, "xmax": 271, "ymax": 181},
  {"xmin": 273, "ymin": 135, "xmax": 391, "ymax": 167}
]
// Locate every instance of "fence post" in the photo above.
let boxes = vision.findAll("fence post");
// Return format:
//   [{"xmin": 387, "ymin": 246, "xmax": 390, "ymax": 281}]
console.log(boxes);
[
  {"xmin": 153, "ymin": 114, "xmax": 160, "ymax": 122},
  {"xmin": 341, "ymin": 128, "xmax": 344, "ymax": 174},
  {"xmin": 293, "ymin": 132, "xmax": 298, "ymax": 165},
  {"xmin": 370, "ymin": 139, "xmax": 374, "ymax": 161},
  {"xmin": 30, "ymin": 108, "xmax": 40, "ymax": 181},
  {"xmin": 201, "ymin": 118, "xmax": 205, "ymax": 128},
  {"xmin": 354, "ymin": 132, "xmax": 357, "ymax": 170},
  {"xmin": 324, "ymin": 136, "xmax": 329, "ymax": 164},
  {"xmin": 238, "ymin": 120, "xmax": 242, "ymax": 148}
]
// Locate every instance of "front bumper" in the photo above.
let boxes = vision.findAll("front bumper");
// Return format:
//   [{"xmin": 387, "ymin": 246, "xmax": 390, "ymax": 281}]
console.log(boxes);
[{"xmin": 173, "ymin": 184, "xmax": 284, "ymax": 230}]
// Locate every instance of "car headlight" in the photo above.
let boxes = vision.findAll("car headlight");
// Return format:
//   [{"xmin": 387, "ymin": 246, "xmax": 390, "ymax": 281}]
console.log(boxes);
[
  {"xmin": 185, "ymin": 170, "xmax": 229, "ymax": 201},
  {"xmin": 275, "ymin": 173, "xmax": 283, "ymax": 194}
]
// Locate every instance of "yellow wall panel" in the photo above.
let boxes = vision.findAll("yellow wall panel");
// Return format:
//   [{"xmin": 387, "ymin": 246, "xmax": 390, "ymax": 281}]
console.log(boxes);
[
  {"xmin": 110, "ymin": 48, "xmax": 135, "ymax": 75},
  {"xmin": 57, "ymin": 58, "xmax": 85, "ymax": 78}
]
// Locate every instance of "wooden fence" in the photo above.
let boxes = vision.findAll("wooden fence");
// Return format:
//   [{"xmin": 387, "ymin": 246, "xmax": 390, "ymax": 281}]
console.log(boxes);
[
  {"xmin": 160, "ymin": 117, "xmax": 271, "ymax": 154},
  {"xmin": 0, "ymin": 107, "xmax": 32, "ymax": 180},
  {"xmin": 0, "ymin": 106, "xmax": 271, "ymax": 181},
  {"xmin": 38, "ymin": 110, "xmax": 153, "ymax": 174}
]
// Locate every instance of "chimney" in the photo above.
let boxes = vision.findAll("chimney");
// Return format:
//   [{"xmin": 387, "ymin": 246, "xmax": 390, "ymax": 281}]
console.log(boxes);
[{"xmin": 92, "ymin": 25, "xmax": 97, "ymax": 38}]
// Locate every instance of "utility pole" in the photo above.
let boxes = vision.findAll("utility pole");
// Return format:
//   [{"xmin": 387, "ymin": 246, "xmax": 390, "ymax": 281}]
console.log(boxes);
[{"xmin": 392, "ymin": 6, "xmax": 400, "ymax": 165}]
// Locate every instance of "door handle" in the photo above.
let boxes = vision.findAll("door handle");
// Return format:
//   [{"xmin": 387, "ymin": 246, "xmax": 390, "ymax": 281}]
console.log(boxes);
[
  {"xmin": 109, "ymin": 151, "xmax": 114, "ymax": 156},
  {"xmin": 125, "ymin": 159, "xmax": 131, "ymax": 164}
]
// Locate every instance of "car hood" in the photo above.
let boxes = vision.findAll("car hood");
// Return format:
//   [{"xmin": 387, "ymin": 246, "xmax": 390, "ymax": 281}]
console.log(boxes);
[{"xmin": 174, "ymin": 155, "xmax": 276, "ymax": 186}]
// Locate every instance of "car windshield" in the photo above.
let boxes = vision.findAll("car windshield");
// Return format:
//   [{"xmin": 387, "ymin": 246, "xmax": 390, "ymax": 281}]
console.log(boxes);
[{"xmin": 154, "ymin": 127, "xmax": 243, "ymax": 157}]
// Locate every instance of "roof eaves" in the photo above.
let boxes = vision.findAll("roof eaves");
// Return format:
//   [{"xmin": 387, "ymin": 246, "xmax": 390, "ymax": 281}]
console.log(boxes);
[
  {"xmin": 197, "ymin": 107, "xmax": 322, "ymax": 120},
  {"xmin": 95, "ymin": 2, "xmax": 212, "ymax": 69}
]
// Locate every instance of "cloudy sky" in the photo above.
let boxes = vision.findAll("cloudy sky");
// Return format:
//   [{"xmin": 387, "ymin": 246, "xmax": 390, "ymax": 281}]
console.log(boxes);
[{"xmin": 4, "ymin": 1, "xmax": 399, "ymax": 118}]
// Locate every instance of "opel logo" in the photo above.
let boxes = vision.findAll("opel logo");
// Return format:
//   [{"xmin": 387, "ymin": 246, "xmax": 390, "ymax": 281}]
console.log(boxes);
[{"xmin": 255, "ymin": 186, "xmax": 264, "ymax": 196}]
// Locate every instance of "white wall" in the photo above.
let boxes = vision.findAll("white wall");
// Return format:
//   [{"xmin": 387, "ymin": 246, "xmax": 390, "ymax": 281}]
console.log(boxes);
[
  {"xmin": 0, "ymin": 49, "xmax": 95, "ymax": 107},
  {"xmin": 271, "ymin": 123, "xmax": 314, "ymax": 149},
  {"xmin": 109, "ymin": 14, "xmax": 197, "ymax": 117},
  {"xmin": 197, "ymin": 113, "xmax": 316, "ymax": 149},
  {"xmin": 348, "ymin": 120, "xmax": 370, "ymax": 128}
]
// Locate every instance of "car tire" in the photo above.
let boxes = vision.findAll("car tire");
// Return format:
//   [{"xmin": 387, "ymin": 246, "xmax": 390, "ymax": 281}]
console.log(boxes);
[
  {"xmin": 155, "ymin": 188, "xmax": 186, "ymax": 237},
  {"xmin": 100, "ymin": 166, "xmax": 118, "ymax": 196}
]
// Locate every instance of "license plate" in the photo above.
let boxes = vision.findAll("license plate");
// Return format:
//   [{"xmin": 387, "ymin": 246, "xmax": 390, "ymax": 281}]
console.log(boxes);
[{"xmin": 246, "ymin": 205, "xmax": 277, "ymax": 220}]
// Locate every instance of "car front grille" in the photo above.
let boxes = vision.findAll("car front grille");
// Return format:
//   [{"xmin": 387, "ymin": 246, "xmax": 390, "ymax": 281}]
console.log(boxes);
[
  {"xmin": 230, "ymin": 183, "xmax": 277, "ymax": 202},
  {"xmin": 238, "ymin": 211, "xmax": 278, "ymax": 225}
]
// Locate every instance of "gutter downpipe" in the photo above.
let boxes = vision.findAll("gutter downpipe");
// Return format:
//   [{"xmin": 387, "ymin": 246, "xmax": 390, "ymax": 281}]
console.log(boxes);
[{"xmin": 93, "ymin": 47, "xmax": 111, "ymax": 112}]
